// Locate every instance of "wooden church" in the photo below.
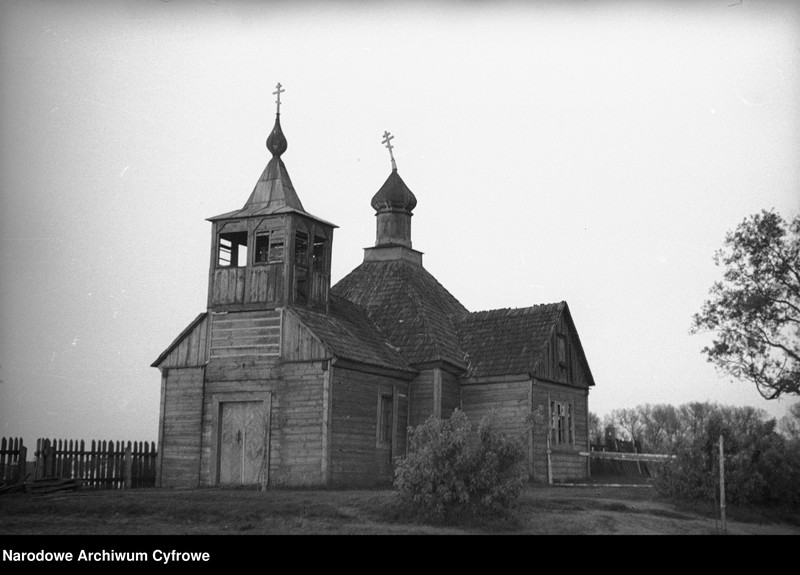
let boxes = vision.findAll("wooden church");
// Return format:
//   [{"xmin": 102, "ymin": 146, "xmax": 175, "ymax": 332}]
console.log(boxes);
[{"xmin": 152, "ymin": 86, "xmax": 596, "ymax": 488}]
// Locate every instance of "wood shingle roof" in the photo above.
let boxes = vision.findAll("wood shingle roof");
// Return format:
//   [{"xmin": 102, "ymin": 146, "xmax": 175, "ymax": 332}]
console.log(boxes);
[
  {"xmin": 331, "ymin": 259, "xmax": 469, "ymax": 369},
  {"xmin": 455, "ymin": 303, "xmax": 565, "ymax": 379},
  {"xmin": 291, "ymin": 294, "xmax": 415, "ymax": 374}
]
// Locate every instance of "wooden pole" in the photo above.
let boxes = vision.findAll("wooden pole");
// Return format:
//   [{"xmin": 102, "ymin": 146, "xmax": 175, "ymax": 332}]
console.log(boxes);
[{"xmin": 719, "ymin": 434, "xmax": 726, "ymax": 534}]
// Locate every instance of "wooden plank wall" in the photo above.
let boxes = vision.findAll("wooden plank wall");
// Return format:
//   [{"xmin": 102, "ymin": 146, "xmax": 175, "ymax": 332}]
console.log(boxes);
[
  {"xmin": 247, "ymin": 265, "xmax": 284, "ymax": 304},
  {"xmin": 441, "ymin": 370, "xmax": 460, "ymax": 419},
  {"xmin": 211, "ymin": 267, "xmax": 246, "ymax": 306},
  {"xmin": 329, "ymin": 367, "xmax": 408, "ymax": 486},
  {"xmin": 209, "ymin": 310, "xmax": 281, "ymax": 359},
  {"xmin": 158, "ymin": 316, "xmax": 208, "ymax": 369},
  {"xmin": 159, "ymin": 367, "xmax": 205, "ymax": 488},
  {"xmin": 533, "ymin": 314, "xmax": 590, "ymax": 387},
  {"xmin": 200, "ymin": 358, "xmax": 327, "ymax": 487},
  {"xmin": 460, "ymin": 379, "xmax": 531, "ymax": 450},
  {"xmin": 282, "ymin": 310, "xmax": 329, "ymax": 361},
  {"xmin": 531, "ymin": 380, "xmax": 589, "ymax": 482},
  {"xmin": 408, "ymin": 369, "xmax": 434, "ymax": 427}
]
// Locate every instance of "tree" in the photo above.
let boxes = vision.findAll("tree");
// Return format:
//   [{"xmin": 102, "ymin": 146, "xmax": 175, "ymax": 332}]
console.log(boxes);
[{"xmin": 692, "ymin": 209, "xmax": 800, "ymax": 400}]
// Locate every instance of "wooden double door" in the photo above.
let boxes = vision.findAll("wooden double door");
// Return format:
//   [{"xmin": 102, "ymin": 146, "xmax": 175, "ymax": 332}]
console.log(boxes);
[{"xmin": 218, "ymin": 400, "xmax": 270, "ymax": 485}]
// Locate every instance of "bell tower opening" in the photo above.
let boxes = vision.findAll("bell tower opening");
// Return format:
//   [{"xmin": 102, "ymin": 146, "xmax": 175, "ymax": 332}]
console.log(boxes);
[{"xmin": 205, "ymin": 83, "xmax": 337, "ymax": 312}]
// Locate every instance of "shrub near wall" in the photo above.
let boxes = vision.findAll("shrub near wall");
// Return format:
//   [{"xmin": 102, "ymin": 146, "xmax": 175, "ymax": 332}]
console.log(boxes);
[{"xmin": 393, "ymin": 410, "xmax": 527, "ymax": 519}]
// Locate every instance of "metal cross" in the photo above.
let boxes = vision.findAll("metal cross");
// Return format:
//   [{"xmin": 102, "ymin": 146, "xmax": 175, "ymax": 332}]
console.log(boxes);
[
  {"xmin": 381, "ymin": 130, "xmax": 397, "ymax": 171},
  {"xmin": 273, "ymin": 83, "xmax": 285, "ymax": 114}
]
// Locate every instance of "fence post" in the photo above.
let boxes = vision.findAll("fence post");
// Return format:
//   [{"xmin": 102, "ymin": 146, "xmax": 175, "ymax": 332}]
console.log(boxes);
[
  {"xmin": 719, "ymin": 435, "xmax": 726, "ymax": 534},
  {"xmin": 124, "ymin": 442, "xmax": 133, "ymax": 490},
  {"xmin": 17, "ymin": 445, "xmax": 27, "ymax": 484}
]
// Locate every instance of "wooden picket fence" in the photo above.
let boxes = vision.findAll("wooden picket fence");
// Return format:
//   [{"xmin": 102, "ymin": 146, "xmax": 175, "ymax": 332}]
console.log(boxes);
[
  {"xmin": 34, "ymin": 438, "xmax": 157, "ymax": 489},
  {"xmin": 0, "ymin": 437, "xmax": 28, "ymax": 484}
]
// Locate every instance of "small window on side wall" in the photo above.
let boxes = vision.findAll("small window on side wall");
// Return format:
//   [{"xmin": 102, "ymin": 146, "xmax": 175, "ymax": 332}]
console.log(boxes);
[
  {"xmin": 218, "ymin": 231, "xmax": 248, "ymax": 267},
  {"xmin": 550, "ymin": 400, "xmax": 573, "ymax": 446}
]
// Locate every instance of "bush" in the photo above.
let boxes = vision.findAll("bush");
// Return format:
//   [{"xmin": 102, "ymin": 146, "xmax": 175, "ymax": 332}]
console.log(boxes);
[
  {"xmin": 653, "ymin": 406, "xmax": 800, "ymax": 506},
  {"xmin": 393, "ymin": 410, "xmax": 527, "ymax": 519}
]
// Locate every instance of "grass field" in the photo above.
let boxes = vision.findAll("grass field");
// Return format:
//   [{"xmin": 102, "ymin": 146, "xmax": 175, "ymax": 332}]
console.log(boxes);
[{"xmin": 2, "ymin": 482, "xmax": 799, "ymax": 535}]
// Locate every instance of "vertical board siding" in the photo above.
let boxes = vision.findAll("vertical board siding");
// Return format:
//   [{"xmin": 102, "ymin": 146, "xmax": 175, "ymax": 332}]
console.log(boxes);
[
  {"xmin": 409, "ymin": 369, "xmax": 434, "ymax": 427},
  {"xmin": 200, "ymin": 358, "xmax": 326, "ymax": 487},
  {"xmin": 533, "ymin": 314, "xmax": 590, "ymax": 387},
  {"xmin": 247, "ymin": 264, "xmax": 284, "ymax": 304},
  {"xmin": 159, "ymin": 316, "xmax": 208, "ymax": 369},
  {"xmin": 441, "ymin": 370, "xmax": 461, "ymax": 418},
  {"xmin": 210, "ymin": 310, "xmax": 281, "ymax": 358},
  {"xmin": 159, "ymin": 367, "xmax": 205, "ymax": 488},
  {"xmin": 330, "ymin": 367, "xmax": 408, "ymax": 486},
  {"xmin": 282, "ymin": 310, "xmax": 329, "ymax": 361},
  {"xmin": 211, "ymin": 267, "xmax": 246, "ymax": 305},
  {"xmin": 531, "ymin": 380, "xmax": 589, "ymax": 482}
]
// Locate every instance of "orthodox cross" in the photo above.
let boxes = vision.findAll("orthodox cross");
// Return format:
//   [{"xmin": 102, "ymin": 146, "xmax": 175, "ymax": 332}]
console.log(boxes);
[
  {"xmin": 382, "ymin": 130, "xmax": 397, "ymax": 171},
  {"xmin": 273, "ymin": 83, "xmax": 285, "ymax": 114}
]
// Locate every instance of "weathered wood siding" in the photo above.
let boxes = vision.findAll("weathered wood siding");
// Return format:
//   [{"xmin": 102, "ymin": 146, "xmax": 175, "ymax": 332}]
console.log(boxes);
[
  {"xmin": 282, "ymin": 309, "xmax": 329, "ymax": 361},
  {"xmin": 247, "ymin": 264, "xmax": 284, "ymax": 305},
  {"xmin": 409, "ymin": 369, "xmax": 434, "ymax": 427},
  {"xmin": 461, "ymin": 379, "xmax": 531, "ymax": 451},
  {"xmin": 157, "ymin": 316, "xmax": 208, "ymax": 369},
  {"xmin": 441, "ymin": 369, "xmax": 461, "ymax": 418},
  {"xmin": 200, "ymin": 358, "xmax": 328, "ymax": 487},
  {"xmin": 330, "ymin": 367, "xmax": 409, "ymax": 486},
  {"xmin": 531, "ymin": 380, "xmax": 589, "ymax": 482},
  {"xmin": 158, "ymin": 367, "xmax": 204, "ymax": 488},
  {"xmin": 533, "ymin": 313, "xmax": 591, "ymax": 388},
  {"xmin": 211, "ymin": 267, "xmax": 246, "ymax": 306},
  {"xmin": 209, "ymin": 310, "xmax": 281, "ymax": 359}
]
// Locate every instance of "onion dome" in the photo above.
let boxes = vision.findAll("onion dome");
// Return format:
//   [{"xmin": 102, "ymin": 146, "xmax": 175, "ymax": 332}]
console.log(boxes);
[
  {"xmin": 266, "ymin": 114, "xmax": 288, "ymax": 157},
  {"xmin": 371, "ymin": 170, "xmax": 417, "ymax": 213}
]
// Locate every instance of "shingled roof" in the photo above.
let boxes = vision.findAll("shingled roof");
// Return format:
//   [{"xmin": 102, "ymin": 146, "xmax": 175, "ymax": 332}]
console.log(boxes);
[
  {"xmin": 455, "ymin": 302, "xmax": 567, "ymax": 379},
  {"xmin": 291, "ymin": 294, "xmax": 415, "ymax": 374},
  {"xmin": 331, "ymin": 259, "xmax": 469, "ymax": 368}
]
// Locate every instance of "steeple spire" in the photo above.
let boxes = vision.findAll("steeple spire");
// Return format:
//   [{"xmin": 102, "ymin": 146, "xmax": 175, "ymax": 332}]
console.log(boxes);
[{"xmin": 244, "ymin": 82, "xmax": 302, "ymax": 212}]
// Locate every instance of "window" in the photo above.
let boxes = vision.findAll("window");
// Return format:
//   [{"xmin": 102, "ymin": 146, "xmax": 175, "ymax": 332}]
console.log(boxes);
[
  {"xmin": 557, "ymin": 333, "xmax": 568, "ymax": 382},
  {"xmin": 550, "ymin": 400, "xmax": 573, "ymax": 446},
  {"xmin": 268, "ymin": 234, "xmax": 284, "ymax": 263},
  {"xmin": 254, "ymin": 232, "xmax": 285, "ymax": 264},
  {"xmin": 294, "ymin": 231, "xmax": 308, "ymax": 266},
  {"xmin": 312, "ymin": 236, "xmax": 326, "ymax": 272},
  {"xmin": 557, "ymin": 334, "xmax": 566, "ymax": 365},
  {"xmin": 378, "ymin": 394, "xmax": 393, "ymax": 445},
  {"xmin": 218, "ymin": 231, "xmax": 248, "ymax": 267},
  {"xmin": 255, "ymin": 233, "xmax": 270, "ymax": 264}
]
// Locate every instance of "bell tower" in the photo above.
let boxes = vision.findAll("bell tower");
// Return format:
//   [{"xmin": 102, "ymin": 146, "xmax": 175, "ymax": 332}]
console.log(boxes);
[{"xmin": 206, "ymin": 83, "xmax": 337, "ymax": 313}]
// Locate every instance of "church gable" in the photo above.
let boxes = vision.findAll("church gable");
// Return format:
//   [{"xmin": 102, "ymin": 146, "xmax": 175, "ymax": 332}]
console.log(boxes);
[
  {"xmin": 151, "ymin": 313, "xmax": 208, "ymax": 369},
  {"xmin": 456, "ymin": 302, "xmax": 594, "ymax": 388}
]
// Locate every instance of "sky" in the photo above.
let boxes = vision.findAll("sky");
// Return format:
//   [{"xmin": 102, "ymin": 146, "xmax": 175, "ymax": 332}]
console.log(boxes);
[{"xmin": 1, "ymin": 0, "xmax": 799, "ymax": 450}]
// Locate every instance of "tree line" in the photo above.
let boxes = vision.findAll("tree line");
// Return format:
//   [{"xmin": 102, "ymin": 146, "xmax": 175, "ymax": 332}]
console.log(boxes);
[{"xmin": 592, "ymin": 401, "xmax": 800, "ymax": 505}]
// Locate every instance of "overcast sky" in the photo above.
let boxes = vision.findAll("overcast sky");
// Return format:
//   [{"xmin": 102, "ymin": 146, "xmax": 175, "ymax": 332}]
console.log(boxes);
[{"xmin": 1, "ymin": 0, "xmax": 799, "ymax": 449}]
